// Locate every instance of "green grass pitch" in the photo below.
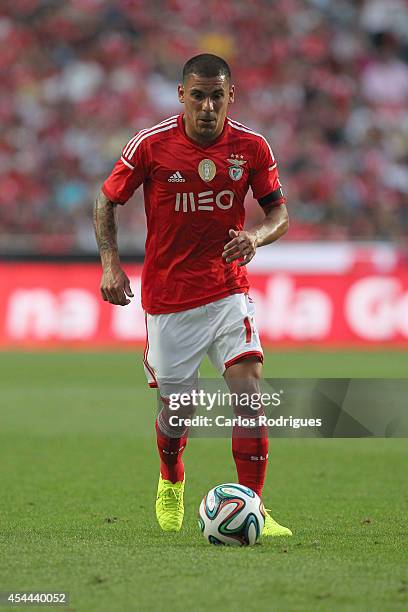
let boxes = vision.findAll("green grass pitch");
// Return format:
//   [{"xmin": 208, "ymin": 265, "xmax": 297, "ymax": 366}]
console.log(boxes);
[{"xmin": 0, "ymin": 350, "xmax": 407, "ymax": 611}]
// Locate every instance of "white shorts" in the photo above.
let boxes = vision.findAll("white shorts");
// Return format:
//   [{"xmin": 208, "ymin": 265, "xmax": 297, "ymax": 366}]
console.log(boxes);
[{"xmin": 143, "ymin": 293, "xmax": 263, "ymax": 397}]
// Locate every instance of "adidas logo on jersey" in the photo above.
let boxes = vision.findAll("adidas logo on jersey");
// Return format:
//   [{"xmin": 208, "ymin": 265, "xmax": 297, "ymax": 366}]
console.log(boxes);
[{"xmin": 168, "ymin": 171, "xmax": 185, "ymax": 182}]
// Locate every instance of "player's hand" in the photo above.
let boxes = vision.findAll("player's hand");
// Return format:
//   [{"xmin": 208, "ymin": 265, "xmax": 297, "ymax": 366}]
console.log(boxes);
[
  {"xmin": 222, "ymin": 229, "xmax": 257, "ymax": 267},
  {"xmin": 100, "ymin": 265, "xmax": 134, "ymax": 305}
]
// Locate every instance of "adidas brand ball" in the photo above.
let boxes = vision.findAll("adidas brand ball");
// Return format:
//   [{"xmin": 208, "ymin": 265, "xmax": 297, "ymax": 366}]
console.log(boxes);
[{"xmin": 198, "ymin": 483, "xmax": 265, "ymax": 546}]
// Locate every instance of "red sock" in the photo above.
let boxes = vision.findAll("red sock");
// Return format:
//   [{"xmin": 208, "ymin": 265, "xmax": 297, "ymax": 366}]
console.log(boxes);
[
  {"xmin": 155, "ymin": 419, "xmax": 187, "ymax": 483},
  {"xmin": 232, "ymin": 421, "xmax": 269, "ymax": 497}
]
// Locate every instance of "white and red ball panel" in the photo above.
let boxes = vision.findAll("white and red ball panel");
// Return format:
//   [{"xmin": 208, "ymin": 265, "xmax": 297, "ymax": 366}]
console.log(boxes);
[{"xmin": 198, "ymin": 483, "xmax": 265, "ymax": 546}]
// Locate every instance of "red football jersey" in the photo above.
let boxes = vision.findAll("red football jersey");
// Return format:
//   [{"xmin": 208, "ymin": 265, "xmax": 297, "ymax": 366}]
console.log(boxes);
[{"xmin": 102, "ymin": 113, "xmax": 285, "ymax": 314}]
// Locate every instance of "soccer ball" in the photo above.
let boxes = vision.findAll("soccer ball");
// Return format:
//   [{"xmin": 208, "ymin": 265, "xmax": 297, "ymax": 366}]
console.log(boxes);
[{"xmin": 198, "ymin": 483, "xmax": 265, "ymax": 546}]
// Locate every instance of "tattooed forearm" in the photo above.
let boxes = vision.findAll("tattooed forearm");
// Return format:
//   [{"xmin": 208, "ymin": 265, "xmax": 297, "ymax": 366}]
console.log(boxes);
[{"xmin": 93, "ymin": 191, "xmax": 120, "ymax": 265}]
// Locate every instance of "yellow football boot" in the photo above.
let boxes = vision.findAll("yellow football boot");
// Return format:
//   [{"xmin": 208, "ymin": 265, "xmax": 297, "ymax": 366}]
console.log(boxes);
[
  {"xmin": 262, "ymin": 509, "xmax": 293, "ymax": 537},
  {"xmin": 155, "ymin": 475, "xmax": 185, "ymax": 532}
]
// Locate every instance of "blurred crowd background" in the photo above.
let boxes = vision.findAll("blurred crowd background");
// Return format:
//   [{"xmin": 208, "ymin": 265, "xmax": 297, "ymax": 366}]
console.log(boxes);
[{"xmin": 1, "ymin": 0, "xmax": 408, "ymax": 255}]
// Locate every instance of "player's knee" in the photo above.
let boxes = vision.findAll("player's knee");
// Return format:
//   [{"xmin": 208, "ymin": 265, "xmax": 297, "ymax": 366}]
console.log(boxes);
[
  {"xmin": 178, "ymin": 403, "xmax": 197, "ymax": 419},
  {"xmin": 164, "ymin": 399, "xmax": 196, "ymax": 419},
  {"xmin": 231, "ymin": 381, "xmax": 263, "ymax": 417},
  {"xmin": 224, "ymin": 356, "xmax": 262, "ymax": 383}
]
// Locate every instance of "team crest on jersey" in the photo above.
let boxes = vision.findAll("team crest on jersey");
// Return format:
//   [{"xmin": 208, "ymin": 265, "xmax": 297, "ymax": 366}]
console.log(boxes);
[
  {"xmin": 198, "ymin": 159, "xmax": 217, "ymax": 182},
  {"xmin": 227, "ymin": 154, "xmax": 246, "ymax": 181}
]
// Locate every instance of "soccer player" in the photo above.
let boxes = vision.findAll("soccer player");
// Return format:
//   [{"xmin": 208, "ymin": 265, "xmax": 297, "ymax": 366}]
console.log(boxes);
[{"xmin": 94, "ymin": 54, "xmax": 292, "ymax": 537}]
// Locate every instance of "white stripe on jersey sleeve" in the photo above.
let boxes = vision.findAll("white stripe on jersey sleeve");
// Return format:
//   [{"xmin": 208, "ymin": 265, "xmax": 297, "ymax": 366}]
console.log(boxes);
[
  {"xmin": 228, "ymin": 118, "xmax": 275, "ymax": 162},
  {"xmin": 122, "ymin": 115, "xmax": 179, "ymax": 158},
  {"xmin": 126, "ymin": 122, "xmax": 177, "ymax": 160},
  {"xmin": 120, "ymin": 156, "xmax": 135, "ymax": 170}
]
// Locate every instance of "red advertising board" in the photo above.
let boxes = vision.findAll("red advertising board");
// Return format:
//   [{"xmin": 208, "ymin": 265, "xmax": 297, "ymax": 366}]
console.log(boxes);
[{"xmin": 1, "ymin": 263, "xmax": 408, "ymax": 347}]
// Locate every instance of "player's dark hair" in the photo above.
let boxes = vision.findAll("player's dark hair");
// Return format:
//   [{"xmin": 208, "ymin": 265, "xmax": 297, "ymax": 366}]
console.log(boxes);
[{"xmin": 182, "ymin": 54, "xmax": 231, "ymax": 82}]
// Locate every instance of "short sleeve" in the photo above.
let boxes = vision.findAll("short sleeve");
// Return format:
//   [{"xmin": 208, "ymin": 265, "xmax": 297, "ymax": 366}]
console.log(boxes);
[
  {"xmin": 250, "ymin": 137, "xmax": 286, "ymax": 207},
  {"xmin": 102, "ymin": 132, "xmax": 151, "ymax": 204}
]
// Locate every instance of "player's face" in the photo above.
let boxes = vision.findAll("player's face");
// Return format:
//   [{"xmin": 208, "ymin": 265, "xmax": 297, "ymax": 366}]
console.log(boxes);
[{"xmin": 178, "ymin": 74, "xmax": 234, "ymax": 143}]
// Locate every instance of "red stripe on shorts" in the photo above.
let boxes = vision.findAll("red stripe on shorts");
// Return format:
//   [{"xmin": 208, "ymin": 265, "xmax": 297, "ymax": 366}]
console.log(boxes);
[
  {"xmin": 224, "ymin": 351, "xmax": 264, "ymax": 370},
  {"xmin": 244, "ymin": 316, "xmax": 252, "ymax": 343},
  {"xmin": 144, "ymin": 313, "xmax": 158, "ymax": 387}
]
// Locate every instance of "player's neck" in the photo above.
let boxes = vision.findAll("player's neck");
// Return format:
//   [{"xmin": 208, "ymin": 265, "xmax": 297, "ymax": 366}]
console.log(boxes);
[{"xmin": 183, "ymin": 117, "xmax": 224, "ymax": 146}]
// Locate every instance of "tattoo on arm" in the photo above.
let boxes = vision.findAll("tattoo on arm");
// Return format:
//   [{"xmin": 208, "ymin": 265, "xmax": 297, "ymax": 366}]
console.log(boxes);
[{"xmin": 93, "ymin": 191, "xmax": 119, "ymax": 259}]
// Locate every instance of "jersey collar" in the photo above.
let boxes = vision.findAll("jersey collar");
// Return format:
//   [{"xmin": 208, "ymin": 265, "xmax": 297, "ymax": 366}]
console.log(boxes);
[{"xmin": 178, "ymin": 113, "xmax": 228, "ymax": 149}]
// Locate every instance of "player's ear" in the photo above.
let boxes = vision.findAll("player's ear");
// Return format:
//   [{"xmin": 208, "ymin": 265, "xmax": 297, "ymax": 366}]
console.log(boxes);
[
  {"xmin": 178, "ymin": 84, "xmax": 185, "ymax": 104},
  {"xmin": 229, "ymin": 84, "xmax": 235, "ymax": 104}
]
